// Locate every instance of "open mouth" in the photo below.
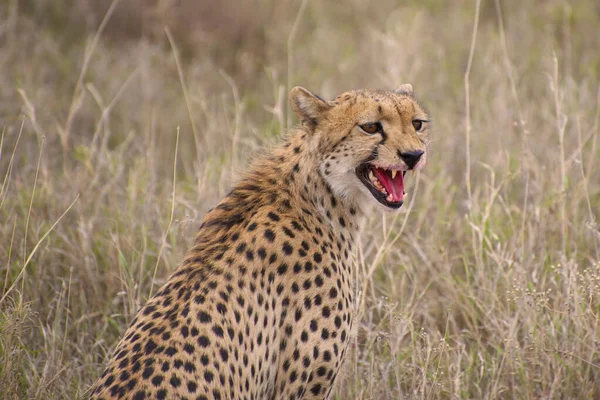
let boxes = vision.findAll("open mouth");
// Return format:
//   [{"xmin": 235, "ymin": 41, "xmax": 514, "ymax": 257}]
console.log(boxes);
[{"xmin": 356, "ymin": 163, "xmax": 406, "ymax": 209}]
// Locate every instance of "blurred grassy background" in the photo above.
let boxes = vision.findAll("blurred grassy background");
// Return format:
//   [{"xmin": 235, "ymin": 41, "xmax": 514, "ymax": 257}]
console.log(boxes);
[{"xmin": 1, "ymin": 0, "xmax": 599, "ymax": 398}]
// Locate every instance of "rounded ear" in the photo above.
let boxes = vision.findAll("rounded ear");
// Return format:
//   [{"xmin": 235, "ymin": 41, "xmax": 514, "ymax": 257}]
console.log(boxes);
[
  {"xmin": 394, "ymin": 83, "xmax": 414, "ymax": 97},
  {"xmin": 289, "ymin": 86, "xmax": 331, "ymax": 126}
]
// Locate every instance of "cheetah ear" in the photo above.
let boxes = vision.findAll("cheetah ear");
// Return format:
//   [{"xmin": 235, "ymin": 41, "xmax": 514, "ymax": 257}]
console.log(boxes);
[
  {"xmin": 394, "ymin": 83, "xmax": 414, "ymax": 97},
  {"xmin": 289, "ymin": 86, "xmax": 331, "ymax": 126}
]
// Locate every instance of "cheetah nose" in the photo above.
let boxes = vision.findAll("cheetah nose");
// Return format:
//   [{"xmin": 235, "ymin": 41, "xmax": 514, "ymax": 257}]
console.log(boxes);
[{"xmin": 399, "ymin": 150, "xmax": 424, "ymax": 170}]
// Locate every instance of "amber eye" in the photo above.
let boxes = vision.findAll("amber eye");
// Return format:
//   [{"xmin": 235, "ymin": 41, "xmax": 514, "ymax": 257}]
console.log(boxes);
[
  {"xmin": 360, "ymin": 122, "xmax": 382, "ymax": 134},
  {"xmin": 412, "ymin": 120, "xmax": 425, "ymax": 132}
]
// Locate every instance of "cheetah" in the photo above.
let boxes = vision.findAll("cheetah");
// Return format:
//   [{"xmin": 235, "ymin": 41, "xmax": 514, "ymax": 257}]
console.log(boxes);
[{"xmin": 89, "ymin": 84, "xmax": 429, "ymax": 400}]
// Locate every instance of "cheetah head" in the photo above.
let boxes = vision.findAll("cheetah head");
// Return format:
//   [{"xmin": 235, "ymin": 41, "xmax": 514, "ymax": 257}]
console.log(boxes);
[{"xmin": 290, "ymin": 85, "xmax": 429, "ymax": 211}]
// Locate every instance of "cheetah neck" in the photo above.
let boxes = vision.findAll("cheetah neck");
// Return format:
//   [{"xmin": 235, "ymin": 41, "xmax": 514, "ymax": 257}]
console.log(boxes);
[{"xmin": 195, "ymin": 127, "xmax": 366, "ymax": 247}]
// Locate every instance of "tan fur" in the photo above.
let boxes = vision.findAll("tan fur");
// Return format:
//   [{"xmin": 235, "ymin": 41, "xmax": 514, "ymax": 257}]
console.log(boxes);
[{"xmin": 89, "ymin": 86, "xmax": 429, "ymax": 400}]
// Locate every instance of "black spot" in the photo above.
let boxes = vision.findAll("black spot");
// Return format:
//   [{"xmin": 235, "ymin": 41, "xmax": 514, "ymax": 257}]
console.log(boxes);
[
  {"xmin": 212, "ymin": 325, "xmax": 224, "ymax": 337},
  {"xmin": 267, "ymin": 212, "xmax": 280, "ymax": 222},
  {"xmin": 142, "ymin": 367, "xmax": 154, "ymax": 379},
  {"xmin": 293, "ymin": 262, "xmax": 302, "ymax": 274},
  {"xmin": 257, "ymin": 247, "xmax": 267, "ymax": 260},
  {"xmin": 156, "ymin": 389, "xmax": 167, "ymax": 400},
  {"xmin": 313, "ymin": 253, "xmax": 322, "ymax": 263},
  {"xmin": 165, "ymin": 347, "xmax": 177, "ymax": 356},
  {"xmin": 151, "ymin": 375, "xmax": 164, "ymax": 386},
  {"xmin": 170, "ymin": 375, "xmax": 181, "ymax": 388},
  {"xmin": 304, "ymin": 297, "xmax": 312, "ymax": 310},
  {"xmin": 236, "ymin": 242, "xmax": 246, "ymax": 253},
  {"xmin": 282, "ymin": 242, "xmax": 293, "ymax": 255},
  {"xmin": 198, "ymin": 335, "xmax": 210, "ymax": 347},
  {"xmin": 314, "ymin": 295, "xmax": 322, "ymax": 306},
  {"xmin": 183, "ymin": 343, "xmax": 194, "ymax": 354},
  {"xmin": 180, "ymin": 326, "xmax": 189, "ymax": 338},
  {"xmin": 188, "ymin": 381, "xmax": 198, "ymax": 392},
  {"xmin": 303, "ymin": 356, "xmax": 311, "ymax": 368},
  {"xmin": 204, "ymin": 370, "xmax": 214, "ymax": 382},
  {"xmin": 133, "ymin": 390, "xmax": 146, "ymax": 400},
  {"xmin": 217, "ymin": 303, "xmax": 227, "ymax": 314},
  {"xmin": 184, "ymin": 361, "xmax": 196, "ymax": 373},
  {"xmin": 200, "ymin": 354, "xmax": 209, "ymax": 366},
  {"xmin": 277, "ymin": 263, "xmax": 288, "ymax": 275},
  {"xmin": 220, "ymin": 348, "xmax": 229, "ymax": 362},
  {"xmin": 264, "ymin": 229, "xmax": 276, "ymax": 242},
  {"xmin": 144, "ymin": 340, "xmax": 158, "ymax": 355},
  {"xmin": 197, "ymin": 311, "xmax": 211, "ymax": 323},
  {"xmin": 315, "ymin": 275, "xmax": 324, "ymax": 287},
  {"xmin": 282, "ymin": 226, "xmax": 295, "ymax": 238},
  {"xmin": 310, "ymin": 384, "xmax": 322, "ymax": 395},
  {"xmin": 119, "ymin": 370, "xmax": 130, "ymax": 381},
  {"xmin": 289, "ymin": 370, "xmax": 298, "ymax": 383},
  {"xmin": 310, "ymin": 320, "xmax": 318, "ymax": 332},
  {"xmin": 334, "ymin": 316, "xmax": 342, "ymax": 328},
  {"xmin": 281, "ymin": 199, "xmax": 292, "ymax": 209},
  {"xmin": 301, "ymin": 331, "xmax": 308, "ymax": 342}
]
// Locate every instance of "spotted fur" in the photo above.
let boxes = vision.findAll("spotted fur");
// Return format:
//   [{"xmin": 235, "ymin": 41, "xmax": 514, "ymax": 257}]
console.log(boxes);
[{"xmin": 89, "ymin": 85, "xmax": 429, "ymax": 400}]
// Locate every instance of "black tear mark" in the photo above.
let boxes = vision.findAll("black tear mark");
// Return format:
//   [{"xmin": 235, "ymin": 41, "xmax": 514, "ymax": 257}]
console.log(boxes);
[{"xmin": 379, "ymin": 128, "xmax": 387, "ymax": 144}]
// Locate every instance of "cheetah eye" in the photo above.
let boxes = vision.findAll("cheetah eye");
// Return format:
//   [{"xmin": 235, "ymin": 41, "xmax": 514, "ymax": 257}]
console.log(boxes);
[
  {"xmin": 359, "ymin": 122, "xmax": 382, "ymax": 134},
  {"xmin": 412, "ymin": 119, "xmax": 427, "ymax": 132}
]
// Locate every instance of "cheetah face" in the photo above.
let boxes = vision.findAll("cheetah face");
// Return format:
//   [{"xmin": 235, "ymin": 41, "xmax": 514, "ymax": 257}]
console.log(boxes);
[{"xmin": 290, "ymin": 84, "xmax": 429, "ymax": 211}]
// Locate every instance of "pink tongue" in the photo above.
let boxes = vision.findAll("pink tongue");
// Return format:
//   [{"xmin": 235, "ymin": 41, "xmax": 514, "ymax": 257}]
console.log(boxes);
[{"xmin": 373, "ymin": 168, "xmax": 404, "ymax": 202}]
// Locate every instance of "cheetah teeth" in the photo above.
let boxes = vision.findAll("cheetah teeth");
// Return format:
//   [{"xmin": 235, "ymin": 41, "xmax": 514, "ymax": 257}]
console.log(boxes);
[
  {"xmin": 368, "ymin": 170, "xmax": 375, "ymax": 182},
  {"xmin": 391, "ymin": 170, "xmax": 397, "ymax": 179},
  {"xmin": 368, "ymin": 171, "xmax": 388, "ymax": 195}
]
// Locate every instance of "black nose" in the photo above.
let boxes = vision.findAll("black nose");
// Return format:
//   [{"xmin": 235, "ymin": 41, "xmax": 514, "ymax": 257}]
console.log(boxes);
[{"xmin": 399, "ymin": 150, "xmax": 424, "ymax": 169}]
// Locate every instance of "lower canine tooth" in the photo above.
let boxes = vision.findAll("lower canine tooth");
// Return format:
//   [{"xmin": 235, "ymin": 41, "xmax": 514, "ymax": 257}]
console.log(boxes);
[
  {"xmin": 386, "ymin": 194, "xmax": 393, "ymax": 202},
  {"xmin": 369, "ymin": 170, "xmax": 375, "ymax": 182}
]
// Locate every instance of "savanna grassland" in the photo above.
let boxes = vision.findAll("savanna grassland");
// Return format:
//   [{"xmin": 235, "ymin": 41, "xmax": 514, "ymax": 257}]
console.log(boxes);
[{"xmin": 1, "ymin": 0, "xmax": 600, "ymax": 398}]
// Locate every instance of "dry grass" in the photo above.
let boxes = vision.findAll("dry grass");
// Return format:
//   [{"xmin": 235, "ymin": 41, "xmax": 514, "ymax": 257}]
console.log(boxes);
[{"xmin": 1, "ymin": 0, "xmax": 600, "ymax": 398}]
